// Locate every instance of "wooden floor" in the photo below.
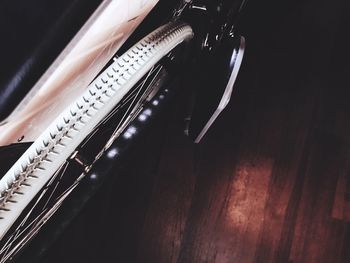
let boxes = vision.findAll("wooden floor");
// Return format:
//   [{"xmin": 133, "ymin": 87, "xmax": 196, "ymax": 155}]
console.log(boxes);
[{"xmin": 39, "ymin": 0, "xmax": 350, "ymax": 262}]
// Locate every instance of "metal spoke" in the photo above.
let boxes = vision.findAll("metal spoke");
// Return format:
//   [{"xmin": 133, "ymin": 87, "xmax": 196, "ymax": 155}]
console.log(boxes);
[
  {"xmin": 105, "ymin": 65, "xmax": 164, "ymax": 149},
  {"xmin": 0, "ymin": 51, "xmax": 170, "ymax": 262},
  {"xmin": 0, "ymin": 161, "xmax": 70, "ymax": 260}
]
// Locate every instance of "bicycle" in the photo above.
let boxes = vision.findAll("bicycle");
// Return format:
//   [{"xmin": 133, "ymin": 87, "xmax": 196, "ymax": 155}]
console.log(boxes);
[{"xmin": 0, "ymin": 0, "xmax": 246, "ymax": 261}]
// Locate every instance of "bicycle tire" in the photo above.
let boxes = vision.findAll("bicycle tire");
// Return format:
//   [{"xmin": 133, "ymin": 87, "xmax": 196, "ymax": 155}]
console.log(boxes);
[{"xmin": 0, "ymin": 21, "xmax": 193, "ymax": 241}]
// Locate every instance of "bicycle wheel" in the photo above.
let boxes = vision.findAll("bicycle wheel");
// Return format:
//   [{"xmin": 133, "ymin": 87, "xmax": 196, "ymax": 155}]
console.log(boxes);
[{"xmin": 0, "ymin": 20, "xmax": 193, "ymax": 261}]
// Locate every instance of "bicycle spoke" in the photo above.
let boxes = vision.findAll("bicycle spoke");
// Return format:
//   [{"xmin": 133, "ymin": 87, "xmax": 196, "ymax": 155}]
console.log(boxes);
[
  {"xmin": 0, "ymin": 161, "xmax": 70, "ymax": 259},
  {"xmin": 0, "ymin": 21, "xmax": 193, "ymax": 262},
  {"xmin": 105, "ymin": 64, "xmax": 164, "ymax": 149}
]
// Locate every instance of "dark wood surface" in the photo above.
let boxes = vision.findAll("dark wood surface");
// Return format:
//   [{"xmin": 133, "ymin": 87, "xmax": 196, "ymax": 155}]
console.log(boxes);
[{"xmin": 39, "ymin": 0, "xmax": 350, "ymax": 262}]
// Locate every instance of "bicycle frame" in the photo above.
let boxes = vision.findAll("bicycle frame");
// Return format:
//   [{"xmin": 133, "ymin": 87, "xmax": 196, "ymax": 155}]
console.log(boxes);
[{"xmin": 0, "ymin": 0, "xmax": 159, "ymax": 146}]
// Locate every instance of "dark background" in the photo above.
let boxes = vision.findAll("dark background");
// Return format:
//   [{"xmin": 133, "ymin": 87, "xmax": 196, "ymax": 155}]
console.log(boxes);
[{"xmin": 2, "ymin": 0, "xmax": 350, "ymax": 262}]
